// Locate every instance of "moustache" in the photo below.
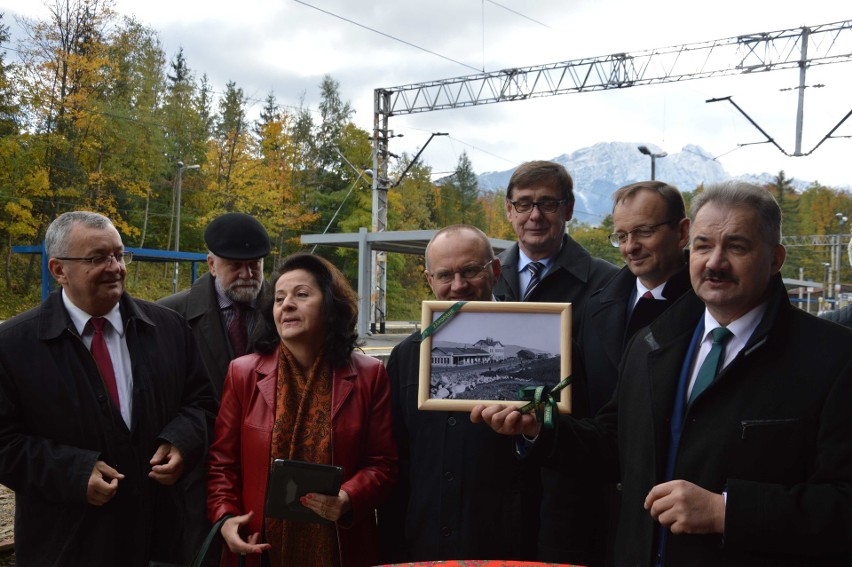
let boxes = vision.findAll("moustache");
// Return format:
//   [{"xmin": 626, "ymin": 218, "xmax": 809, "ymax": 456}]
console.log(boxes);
[
  {"xmin": 230, "ymin": 278, "xmax": 261, "ymax": 288},
  {"xmin": 701, "ymin": 269, "xmax": 738, "ymax": 284}
]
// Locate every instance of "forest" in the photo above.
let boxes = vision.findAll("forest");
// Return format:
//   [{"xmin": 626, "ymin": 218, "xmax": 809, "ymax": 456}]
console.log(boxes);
[{"xmin": 0, "ymin": 1, "xmax": 850, "ymax": 320}]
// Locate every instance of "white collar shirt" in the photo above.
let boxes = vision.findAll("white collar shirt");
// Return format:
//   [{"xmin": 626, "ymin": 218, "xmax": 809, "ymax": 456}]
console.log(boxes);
[{"xmin": 62, "ymin": 290, "xmax": 133, "ymax": 427}]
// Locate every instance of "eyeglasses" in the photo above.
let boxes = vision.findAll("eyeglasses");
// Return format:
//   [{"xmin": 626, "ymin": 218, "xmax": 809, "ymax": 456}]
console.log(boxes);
[
  {"xmin": 55, "ymin": 252, "xmax": 133, "ymax": 266},
  {"xmin": 608, "ymin": 221, "xmax": 674, "ymax": 247},
  {"xmin": 508, "ymin": 199, "xmax": 566, "ymax": 214},
  {"xmin": 429, "ymin": 259, "xmax": 495, "ymax": 285}
]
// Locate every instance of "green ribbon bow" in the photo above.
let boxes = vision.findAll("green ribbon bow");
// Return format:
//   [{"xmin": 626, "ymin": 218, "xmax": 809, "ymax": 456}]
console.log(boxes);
[{"xmin": 517, "ymin": 375, "xmax": 572, "ymax": 429}]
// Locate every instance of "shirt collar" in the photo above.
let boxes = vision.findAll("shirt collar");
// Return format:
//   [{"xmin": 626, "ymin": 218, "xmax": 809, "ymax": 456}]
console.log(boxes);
[
  {"xmin": 61, "ymin": 289, "xmax": 124, "ymax": 336},
  {"xmin": 635, "ymin": 279, "xmax": 667, "ymax": 300},
  {"xmin": 701, "ymin": 301, "xmax": 768, "ymax": 345},
  {"xmin": 518, "ymin": 249, "xmax": 553, "ymax": 273},
  {"xmin": 213, "ymin": 276, "xmax": 234, "ymax": 310}
]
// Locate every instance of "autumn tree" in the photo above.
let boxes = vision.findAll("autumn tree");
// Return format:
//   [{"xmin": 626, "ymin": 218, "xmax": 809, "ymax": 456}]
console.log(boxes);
[
  {"xmin": 253, "ymin": 91, "xmax": 318, "ymax": 260},
  {"xmin": 0, "ymin": 14, "xmax": 17, "ymax": 137},
  {"xmin": 479, "ymin": 189, "xmax": 513, "ymax": 239}
]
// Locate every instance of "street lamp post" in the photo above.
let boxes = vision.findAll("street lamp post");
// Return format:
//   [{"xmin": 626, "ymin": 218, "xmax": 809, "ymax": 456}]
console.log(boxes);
[
  {"xmin": 637, "ymin": 145, "xmax": 667, "ymax": 180},
  {"xmin": 173, "ymin": 161, "xmax": 200, "ymax": 293}
]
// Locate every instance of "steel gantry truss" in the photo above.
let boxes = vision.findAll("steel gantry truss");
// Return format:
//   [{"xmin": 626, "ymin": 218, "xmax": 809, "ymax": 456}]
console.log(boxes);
[{"xmin": 368, "ymin": 19, "xmax": 852, "ymax": 331}]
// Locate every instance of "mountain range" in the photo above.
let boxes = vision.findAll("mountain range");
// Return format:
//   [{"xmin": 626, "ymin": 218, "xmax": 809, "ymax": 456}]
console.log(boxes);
[{"xmin": 474, "ymin": 142, "xmax": 819, "ymax": 225}]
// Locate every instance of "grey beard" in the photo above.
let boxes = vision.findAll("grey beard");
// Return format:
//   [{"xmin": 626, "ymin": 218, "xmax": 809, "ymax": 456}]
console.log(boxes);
[{"xmin": 225, "ymin": 279, "xmax": 262, "ymax": 304}]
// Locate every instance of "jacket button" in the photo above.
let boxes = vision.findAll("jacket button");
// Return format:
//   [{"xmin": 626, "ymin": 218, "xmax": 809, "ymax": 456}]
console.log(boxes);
[
  {"xmin": 444, "ymin": 471, "xmax": 454, "ymax": 482},
  {"xmin": 441, "ymin": 526, "xmax": 452, "ymax": 537},
  {"xmin": 447, "ymin": 416, "xmax": 457, "ymax": 426}
]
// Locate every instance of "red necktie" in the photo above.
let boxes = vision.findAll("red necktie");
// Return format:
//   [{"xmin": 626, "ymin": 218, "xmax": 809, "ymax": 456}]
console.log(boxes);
[
  {"xmin": 89, "ymin": 317, "xmax": 120, "ymax": 410},
  {"xmin": 642, "ymin": 291, "xmax": 654, "ymax": 299},
  {"xmin": 228, "ymin": 305, "xmax": 248, "ymax": 358}
]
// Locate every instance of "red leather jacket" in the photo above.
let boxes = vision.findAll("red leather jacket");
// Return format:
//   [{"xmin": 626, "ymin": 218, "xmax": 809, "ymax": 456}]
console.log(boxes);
[{"xmin": 207, "ymin": 348, "xmax": 398, "ymax": 567}]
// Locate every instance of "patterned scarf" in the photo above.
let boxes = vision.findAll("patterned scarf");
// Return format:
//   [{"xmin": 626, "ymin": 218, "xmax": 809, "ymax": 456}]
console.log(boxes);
[{"xmin": 265, "ymin": 344, "xmax": 339, "ymax": 567}]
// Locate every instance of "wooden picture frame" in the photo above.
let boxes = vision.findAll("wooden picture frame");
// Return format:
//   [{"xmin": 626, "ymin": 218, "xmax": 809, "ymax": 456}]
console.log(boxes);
[{"xmin": 418, "ymin": 300, "xmax": 572, "ymax": 412}]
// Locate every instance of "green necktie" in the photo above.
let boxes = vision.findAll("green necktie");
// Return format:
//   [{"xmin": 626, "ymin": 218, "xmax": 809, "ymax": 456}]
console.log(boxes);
[{"xmin": 688, "ymin": 326, "xmax": 732, "ymax": 405}]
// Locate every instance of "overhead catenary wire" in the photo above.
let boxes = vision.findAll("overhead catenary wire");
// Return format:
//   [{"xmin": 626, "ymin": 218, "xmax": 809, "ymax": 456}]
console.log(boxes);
[{"xmin": 292, "ymin": 0, "xmax": 481, "ymax": 73}]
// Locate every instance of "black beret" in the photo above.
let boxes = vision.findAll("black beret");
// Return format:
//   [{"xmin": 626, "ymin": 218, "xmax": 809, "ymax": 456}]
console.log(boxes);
[{"xmin": 204, "ymin": 213, "xmax": 271, "ymax": 260}]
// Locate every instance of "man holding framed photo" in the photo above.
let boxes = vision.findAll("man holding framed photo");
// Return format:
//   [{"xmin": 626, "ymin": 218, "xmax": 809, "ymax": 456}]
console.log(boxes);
[{"xmin": 378, "ymin": 224, "xmax": 542, "ymax": 562}]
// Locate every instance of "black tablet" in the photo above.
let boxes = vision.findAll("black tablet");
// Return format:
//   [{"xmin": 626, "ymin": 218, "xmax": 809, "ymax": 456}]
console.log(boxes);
[{"xmin": 264, "ymin": 459, "xmax": 344, "ymax": 523}]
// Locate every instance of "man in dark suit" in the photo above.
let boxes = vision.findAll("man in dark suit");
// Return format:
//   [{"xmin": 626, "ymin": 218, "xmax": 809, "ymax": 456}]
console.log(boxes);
[
  {"xmin": 378, "ymin": 224, "xmax": 541, "ymax": 562},
  {"xmin": 492, "ymin": 160, "xmax": 617, "ymax": 564},
  {"xmin": 475, "ymin": 181, "xmax": 852, "ymax": 566},
  {"xmin": 571, "ymin": 181, "xmax": 691, "ymax": 567},
  {"xmin": 159, "ymin": 212, "xmax": 271, "ymax": 400},
  {"xmin": 493, "ymin": 160, "xmax": 617, "ymax": 313},
  {"xmin": 580, "ymin": 180, "xmax": 691, "ymax": 414},
  {"xmin": 0, "ymin": 211, "xmax": 216, "ymax": 567}
]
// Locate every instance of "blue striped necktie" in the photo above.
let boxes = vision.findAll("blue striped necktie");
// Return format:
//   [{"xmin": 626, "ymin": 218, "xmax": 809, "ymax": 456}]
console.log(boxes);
[{"xmin": 523, "ymin": 261, "xmax": 544, "ymax": 301}]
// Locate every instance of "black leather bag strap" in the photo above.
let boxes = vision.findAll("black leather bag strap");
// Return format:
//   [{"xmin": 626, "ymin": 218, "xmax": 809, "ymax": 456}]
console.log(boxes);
[{"xmin": 189, "ymin": 514, "xmax": 233, "ymax": 567}]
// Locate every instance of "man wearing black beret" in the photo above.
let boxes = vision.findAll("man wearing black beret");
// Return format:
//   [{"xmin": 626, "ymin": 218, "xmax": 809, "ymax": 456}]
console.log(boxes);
[{"xmin": 159, "ymin": 212, "xmax": 271, "ymax": 400}]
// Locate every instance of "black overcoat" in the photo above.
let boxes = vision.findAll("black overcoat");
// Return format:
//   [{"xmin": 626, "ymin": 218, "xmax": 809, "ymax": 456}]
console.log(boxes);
[
  {"xmin": 0, "ymin": 291, "xmax": 217, "ymax": 567},
  {"xmin": 550, "ymin": 276, "xmax": 852, "ymax": 566}
]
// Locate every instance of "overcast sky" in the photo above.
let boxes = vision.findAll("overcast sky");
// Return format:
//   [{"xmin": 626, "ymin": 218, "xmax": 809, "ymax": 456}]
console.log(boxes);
[{"xmin": 2, "ymin": 0, "xmax": 851, "ymax": 187}]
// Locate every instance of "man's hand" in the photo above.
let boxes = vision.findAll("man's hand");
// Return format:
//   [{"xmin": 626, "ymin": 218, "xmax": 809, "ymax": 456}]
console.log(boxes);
[
  {"xmin": 148, "ymin": 442, "xmax": 185, "ymax": 485},
  {"xmin": 86, "ymin": 461, "xmax": 124, "ymax": 506},
  {"xmin": 644, "ymin": 479, "xmax": 725, "ymax": 535},
  {"xmin": 220, "ymin": 511, "xmax": 271, "ymax": 555},
  {"xmin": 471, "ymin": 404, "xmax": 541, "ymax": 438},
  {"xmin": 300, "ymin": 489, "xmax": 351, "ymax": 522}
]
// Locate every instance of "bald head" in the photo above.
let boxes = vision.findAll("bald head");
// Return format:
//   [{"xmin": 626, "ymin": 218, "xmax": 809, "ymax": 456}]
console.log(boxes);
[{"xmin": 425, "ymin": 225, "xmax": 499, "ymax": 301}]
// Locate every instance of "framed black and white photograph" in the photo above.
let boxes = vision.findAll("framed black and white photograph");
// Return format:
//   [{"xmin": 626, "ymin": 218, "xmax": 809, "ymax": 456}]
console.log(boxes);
[{"xmin": 418, "ymin": 301, "xmax": 572, "ymax": 412}]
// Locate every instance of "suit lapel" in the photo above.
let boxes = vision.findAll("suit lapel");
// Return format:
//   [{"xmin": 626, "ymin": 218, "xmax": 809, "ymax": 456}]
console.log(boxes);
[
  {"xmin": 589, "ymin": 269, "xmax": 633, "ymax": 367},
  {"xmin": 256, "ymin": 351, "xmax": 278, "ymax": 409},
  {"xmin": 331, "ymin": 360, "xmax": 356, "ymax": 419},
  {"xmin": 642, "ymin": 291, "xmax": 704, "ymax": 476}
]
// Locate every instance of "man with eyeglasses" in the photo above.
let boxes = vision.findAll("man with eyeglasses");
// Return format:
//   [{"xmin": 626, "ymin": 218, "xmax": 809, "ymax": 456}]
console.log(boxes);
[
  {"xmin": 0, "ymin": 211, "xmax": 217, "ymax": 567},
  {"xmin": 494, "ymin": 160, "xmax": 618, "ymax": 565},
  {"xmin": 378, "ymin": 224, "xmax": 542, "ymax": 563},
  {"xmin": 159, "ymin": 212, "xmax": 271, "ymax": 400},
  {"xmin": 494, "ymin": 160, "xmax": 617, "ymax": 311},
  {"xmin": 474, "ymin": 182, "xmax": 852, "ymax": 566},
  {"xmin": 564, "ymin": 181, "xmax": 691, "ymax": 567}
]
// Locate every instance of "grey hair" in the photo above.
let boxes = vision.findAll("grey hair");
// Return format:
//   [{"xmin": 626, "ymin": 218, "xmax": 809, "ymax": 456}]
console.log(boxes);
[
  {"xmin": 689, "ymin": 181, "xmax": 782, "ymax": 247},
  {"xmin": 45, "ymin": 211, "xmax": 114, "ymax": 258},
  {"xmin": 424, "ymin": 224, "xmax": 494, "ymax": 271}
]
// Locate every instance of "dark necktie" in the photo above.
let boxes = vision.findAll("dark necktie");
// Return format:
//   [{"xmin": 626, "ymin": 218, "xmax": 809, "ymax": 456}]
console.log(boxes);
[
  {"xmin": 688, "ymin": 326, "xmax": 733, "ymax": 405},
  {"xmin": 523, "ymin": 261, "xmax": 544, "ymax": 301},
  {"xmin": 228, "ymin": 305, "xmax": 248, "ymax": 358},
  {"xmin": 89, "ymin": 317, "xmax": 120, "ymax": 410}
]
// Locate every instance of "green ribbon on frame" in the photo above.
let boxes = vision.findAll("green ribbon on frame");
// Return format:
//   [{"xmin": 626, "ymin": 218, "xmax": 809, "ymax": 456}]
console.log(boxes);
[
  {"xmin": 517, "ymin": 375, "xmax": 572, "ymax": 429},
  {"xmin": 420, "ymin": 301, "xmax": 468, "ymax": 340}
]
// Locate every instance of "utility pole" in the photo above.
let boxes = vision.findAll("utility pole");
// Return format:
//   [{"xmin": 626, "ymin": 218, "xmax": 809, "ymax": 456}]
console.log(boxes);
[{"xmin": 172, "ymin": 161, "xmax": 200, "ymax": 294}]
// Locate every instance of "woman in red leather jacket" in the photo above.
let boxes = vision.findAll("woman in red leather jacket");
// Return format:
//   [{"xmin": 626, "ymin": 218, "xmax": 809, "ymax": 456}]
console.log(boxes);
[{"xmin": 207, "ymin": 253, "xmax": 398, "ymax": 567}]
